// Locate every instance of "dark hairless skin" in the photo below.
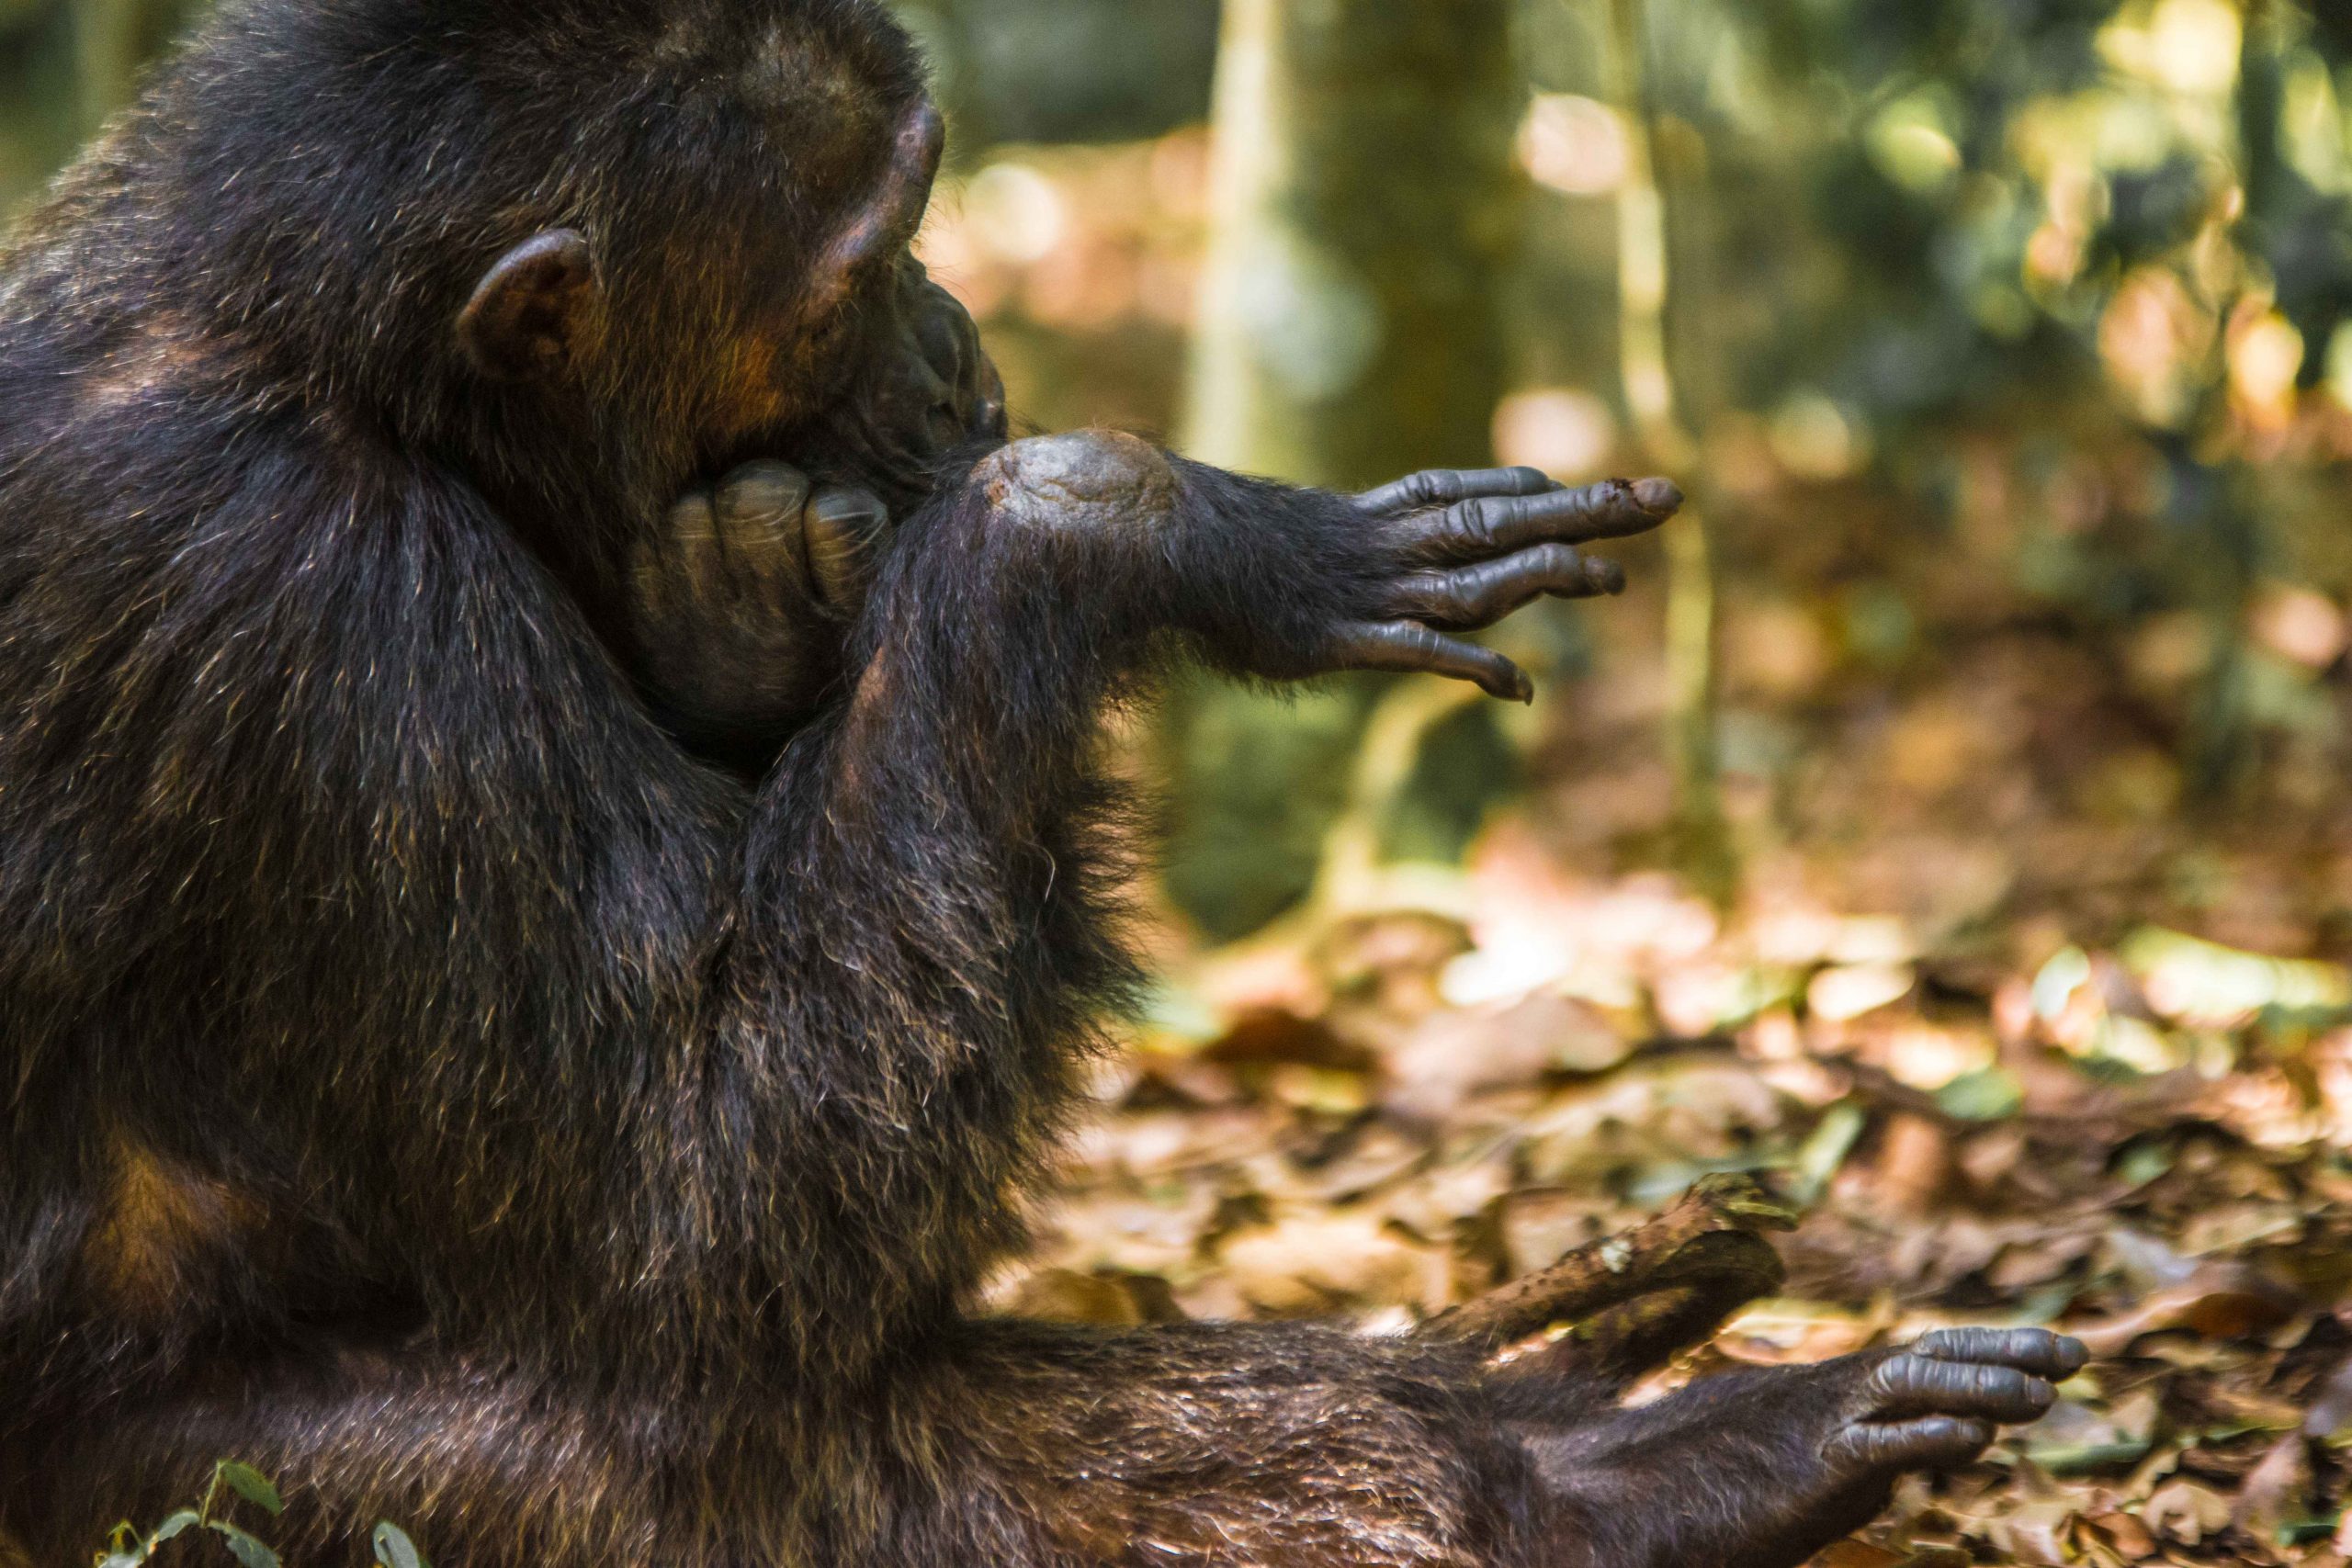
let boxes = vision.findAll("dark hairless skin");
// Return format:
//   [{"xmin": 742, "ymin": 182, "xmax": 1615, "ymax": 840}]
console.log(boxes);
[{"xmin": 623, "ymin": 259, "xmax": 1007, "ymax": 759}]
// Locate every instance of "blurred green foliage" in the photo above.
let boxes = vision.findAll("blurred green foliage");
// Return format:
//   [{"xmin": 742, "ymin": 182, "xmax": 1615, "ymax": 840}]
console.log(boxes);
[
  {"xmin": 1, "ymin": 1, "xmax": 198, "ymax": 211},
  {"xmin": 895, "ymin": 0, "xmax": 1218, "ymax": 150}
]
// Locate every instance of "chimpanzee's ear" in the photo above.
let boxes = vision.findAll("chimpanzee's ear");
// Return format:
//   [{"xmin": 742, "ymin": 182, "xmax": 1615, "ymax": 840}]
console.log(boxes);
[{"xmin": 458, "ymin": 229, "xmax": 602, "ymax": 383}]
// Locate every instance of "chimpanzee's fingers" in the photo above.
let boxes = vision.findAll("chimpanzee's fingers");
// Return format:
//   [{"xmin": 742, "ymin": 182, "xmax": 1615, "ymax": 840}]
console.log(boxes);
[
  {"xmin": 641, "ymin": 491, "xmax": 729, "ymax": 624},
  {"xmin": 1355, "ymin": 467, "xmax": 1559, "ymax": 517},
  {"xmin": 1322, "ymin": 621, "xmax": 1533, "ymax": 704},
  {"xmin": 1381, "ymin": 544, "xmax": 1626, "ymax": 631},
  {"xmin": 715, "ymin": 461, "xmax": 816, "ymax": 600},
  {"xmin": 1826, "ymin": 1417, "xmax": 1996, "ymax": 1475},
  {"xmin": 1398, "ymin": 478, "xmax": 1683, "ymax": 562},
  {"xmin": 1865, "ymin": 1353, "xmax": 2056, "ymax": 1424},
  {"xmin": 1914, "ymin": 1328, "xmax": 2089, "ymax": 1380},
  {"xmin": 803, "ymin": 485, "xmax": 890, "ymax": 615}
]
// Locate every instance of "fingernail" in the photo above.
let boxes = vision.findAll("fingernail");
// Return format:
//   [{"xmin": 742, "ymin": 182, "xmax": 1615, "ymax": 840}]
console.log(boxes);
[
  {"xmin": 721, "ymin": 464, "xmax": 814, "ymax": 526},
  {"xmin": 1589, "ymin": 559, "xmax": 1628, "ymax": 595},
  {"xmin": 810, "ymin": 488, "xmax": 888, "ymax": 537},
  {"xmin": 1633, "ymin": 477, "xmax": 1684, "ymax": 515}
]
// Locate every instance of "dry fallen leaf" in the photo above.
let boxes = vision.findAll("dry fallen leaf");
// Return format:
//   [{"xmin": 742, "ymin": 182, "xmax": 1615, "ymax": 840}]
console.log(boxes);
[{"xmin": 2070, "ymin": 1263, "xmax": 2301, "ymax": 1357}]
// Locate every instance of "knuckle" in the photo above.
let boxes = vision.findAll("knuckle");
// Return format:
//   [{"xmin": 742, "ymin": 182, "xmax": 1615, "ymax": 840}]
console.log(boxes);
[
  {"xmin": 1919, "ymin": 1327, "xmax": 1982, "ymax": 1359},
  {"xmin": 1447, "ymin": 501, "xmax": 1492, "ymax": 550},
  {"xmin": 718, "ymin": 462, "xmax": 813, "ymax": 526}
]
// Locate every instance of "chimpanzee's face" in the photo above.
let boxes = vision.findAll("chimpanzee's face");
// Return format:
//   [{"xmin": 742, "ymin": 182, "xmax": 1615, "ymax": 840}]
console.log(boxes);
[
  {"xmin": 709, "ymin": 85, "xmax": 1008, "ymax": 502},
  {"xmin": 453, "ymin": 9, "xmax": 1001, "ymax": 495}
]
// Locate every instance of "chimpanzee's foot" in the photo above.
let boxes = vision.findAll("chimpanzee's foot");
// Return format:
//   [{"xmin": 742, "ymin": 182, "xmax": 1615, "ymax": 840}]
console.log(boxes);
[
  {"xmin": 1818, "ymin": 1328, "xmax": 2085, "ymax": 1473},
  {"xmin": 1520, "ymin": 1327, "xmax": 2085, "ymax": 1568}
]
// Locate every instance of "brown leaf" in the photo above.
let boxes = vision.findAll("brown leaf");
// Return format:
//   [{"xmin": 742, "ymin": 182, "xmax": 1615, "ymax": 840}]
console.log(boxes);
[
  {"xmin": 1383, "ymin": 992, "xmax": 1633, "ymax": 1123},
  {"xmin": 2070, "ymin": 1263, "xmax": 2301, "ymax": 1356},
  {"xmin": 2084, "ymin": 1510, "xmax": 2158, "ymax": 1560},
  {"xmin": 998, "ymin": 1269, "xmax": 1182, "ymax": 1327},
  {"xmin": 1202, "ymin": 1008, "xmax": 1372, "ymax": 1070},
  {"xmin": 1218, "ymin": 1212, "xmax": 1443, "ymax": 1315},
  {"xmin": 2142, "ymin": 1480, "xmax": 2233, "ymax": 1547},
  {"xmin": 2231, "ymin": 1431, "xmax": 2312, "ymax": 1544}
]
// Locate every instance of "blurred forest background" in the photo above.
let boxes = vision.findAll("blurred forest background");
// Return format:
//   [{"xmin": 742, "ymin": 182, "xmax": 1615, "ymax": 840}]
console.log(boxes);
[{"xmin": 9, "ymin": 0, "xmax": 2352, "ymax": 1562}]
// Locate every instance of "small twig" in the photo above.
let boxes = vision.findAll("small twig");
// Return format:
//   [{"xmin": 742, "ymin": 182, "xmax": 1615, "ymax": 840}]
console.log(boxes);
[
  {"xmin": 1420, "ymin": 1172, "xmax": 1796, "ymax": 1354},
  {"xmin": 1530, "ymin": 1228, "xmax": 1791, "ymax": 1387}
]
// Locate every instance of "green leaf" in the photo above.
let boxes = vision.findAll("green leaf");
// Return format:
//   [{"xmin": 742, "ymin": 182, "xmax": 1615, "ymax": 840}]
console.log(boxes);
[
  {"xmin": 2278, "ymin": 1518, "xmax": 2342, "ymax": 1548},
  {"xmin": 206, "ymin": 1523, "xmax": 280, "ymax": 1568},
  {"xmin": 372, "ymin": 1522, "xmax": 430, "ymax": 1568},
  {"xmin": 1936, "ymin": 1066, "xmax": 2024, "ymax": 1122},
  {"xmin": 150, "ymin": 1511, "xmax": 203, "ymax": 1548},
  {"xmin": 96, "ymin": 1552, "xmax": 146, "ymax": 1568},
  {"xmin": 214, "ymin": 1463, "xmax": 284, "ymax": 1517},
  {"xmin": 2023, "ymin": 1438, "xmax": 2154, "ymax": 1475}
]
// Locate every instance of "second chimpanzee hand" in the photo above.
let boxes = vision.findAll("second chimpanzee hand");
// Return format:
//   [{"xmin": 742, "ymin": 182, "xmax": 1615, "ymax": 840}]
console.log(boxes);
[
  {"xmin": 625, "ymin": 460, "xmax": 888, "ymax": 755},
  {"xmin": 1310, "ymin": 468, "xmax": 1682, "ymax": 703},
  {"xmin": 624, "ymin": 266, "xmax": 1001, "ymax": 762}
]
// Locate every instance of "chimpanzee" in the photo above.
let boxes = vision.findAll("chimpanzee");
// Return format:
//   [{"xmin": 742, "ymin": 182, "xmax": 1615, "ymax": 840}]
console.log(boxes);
[{"xmin": 0, "ymin": 1, "xmax": 2083, "ymax": 1565}]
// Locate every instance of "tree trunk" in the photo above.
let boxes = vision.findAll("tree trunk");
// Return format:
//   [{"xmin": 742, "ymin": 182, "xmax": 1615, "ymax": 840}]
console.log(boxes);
[
  {"xmin": 1167, "ymin": 0, "xmax": 1523, "ymax": 941},
  {"xmin": 1601, "ymin": 0, "xmax": 1733, "ymax": 904},
  {"xmin": 1183, "ymin": 0, "xmax": 1520, "ymax": 489},
  {"xmin": 73, "ymin": 0, "xmax": 152, "ymax": 133}
]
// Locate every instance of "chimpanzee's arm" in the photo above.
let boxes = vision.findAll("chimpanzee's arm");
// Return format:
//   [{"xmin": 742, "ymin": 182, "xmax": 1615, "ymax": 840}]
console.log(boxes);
[
  {"xmin": 687, "ymin": 434, "xmax": 1677, "ymax": 1370},
  {"xmin": 0, "ymin": 415, "xmax": 1665, "ymax": 1391}
]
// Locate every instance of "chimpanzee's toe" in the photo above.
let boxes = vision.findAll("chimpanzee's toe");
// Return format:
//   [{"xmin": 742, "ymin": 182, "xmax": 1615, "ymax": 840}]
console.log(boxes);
[
  {"xmin": 1823, "ymin": 1326, "xmax": 2084, "ymax": 1482},
  {"xmin": 1865, "ymin": 1349, "xmax": 2058, "ymax": 1424},
  {"xmin": 1914, "ymin": 1326, "xmax": 2087, "ymax": 1379}
]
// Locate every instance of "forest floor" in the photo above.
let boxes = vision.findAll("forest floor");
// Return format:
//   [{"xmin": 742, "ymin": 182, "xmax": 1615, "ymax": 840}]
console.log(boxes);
[{"xmin": 994, "ymin": 563, "xmax": 2352, "ymax": 1567}]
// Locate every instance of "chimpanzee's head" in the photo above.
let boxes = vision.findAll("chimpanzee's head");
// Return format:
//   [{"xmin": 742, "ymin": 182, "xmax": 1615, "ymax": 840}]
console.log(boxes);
[{"xmin": 155, "ymin": 0, "xmax": 1003, "ymax": 522}]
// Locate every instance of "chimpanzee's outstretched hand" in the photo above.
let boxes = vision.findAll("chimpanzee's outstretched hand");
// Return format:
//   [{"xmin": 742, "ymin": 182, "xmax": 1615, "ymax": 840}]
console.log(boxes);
[
  {"xmin": 1516, "ymin": 1327, "xmax": 2086, "ymax": 1568},
  {"xmin": 1314, "ymin": 468, "xmax": 1681, "ymax": 702}
]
